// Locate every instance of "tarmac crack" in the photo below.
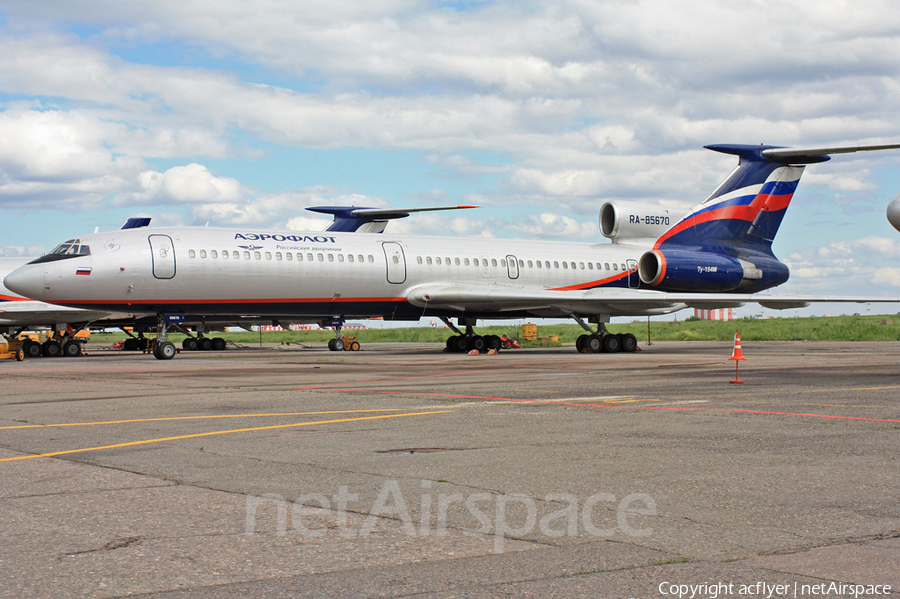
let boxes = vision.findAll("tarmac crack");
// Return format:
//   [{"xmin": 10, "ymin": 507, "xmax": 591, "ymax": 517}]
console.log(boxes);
[
  {"xmin": 61, "ymin": 536, "xmax": 143, "ymax": 557},
  {"xmin": 1, "ymin": 482, "xmax": 174, "ymax": 500}
]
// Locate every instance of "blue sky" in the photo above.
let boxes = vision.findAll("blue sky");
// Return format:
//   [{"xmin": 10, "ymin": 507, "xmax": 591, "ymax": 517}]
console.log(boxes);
[{"xmin": 2, "ymin": 1, "xmax": 900, "ymax": 317}]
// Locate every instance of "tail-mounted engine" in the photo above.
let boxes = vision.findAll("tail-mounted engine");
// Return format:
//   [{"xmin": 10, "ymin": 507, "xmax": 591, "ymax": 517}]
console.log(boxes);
[
  {"xmin": 600, "ymin": 201, "xmax": 689, "ymax": 243},
  {"xmin": 638, "ymin": 249, "xmax": 788, "ymax": 293}
]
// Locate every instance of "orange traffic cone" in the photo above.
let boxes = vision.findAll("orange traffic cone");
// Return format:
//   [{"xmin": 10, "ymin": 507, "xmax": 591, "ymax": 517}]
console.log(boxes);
[{"xmin": 729, "ymin": 333, "xmax": 746, "ymax": 383}]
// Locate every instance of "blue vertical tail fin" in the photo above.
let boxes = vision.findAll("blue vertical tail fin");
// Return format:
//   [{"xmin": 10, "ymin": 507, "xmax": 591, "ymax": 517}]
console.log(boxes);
[
  {"xmin": 639, "ymin": 142, "xmax": 900, "ymax": 293},
  {"xmin": 654, "ymin": 144, "xmax": 815, "ymax": 252}
]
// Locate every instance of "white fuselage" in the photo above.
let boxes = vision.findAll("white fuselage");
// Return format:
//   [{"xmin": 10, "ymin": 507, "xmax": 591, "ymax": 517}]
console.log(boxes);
[{"xmin": 8, "ymin": 227, "xmax": 656, "ymax": 320}]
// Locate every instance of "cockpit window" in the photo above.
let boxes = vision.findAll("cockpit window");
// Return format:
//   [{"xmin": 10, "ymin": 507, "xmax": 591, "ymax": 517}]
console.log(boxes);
[
  {"xmin": 49, "ymin": 239, "xmax": 91, "ymax": 256},
  {"xmin": 27, "ymin": 238, "xmax": 92, "ymax": 265}
]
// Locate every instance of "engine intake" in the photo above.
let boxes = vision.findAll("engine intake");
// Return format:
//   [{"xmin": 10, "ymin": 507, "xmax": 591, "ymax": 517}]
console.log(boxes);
[
  {"xmin": 600, "ymin": 201, "xmax": 688, "ymax": 243},
  {"xmin": 638, "ymin": 249, "xmax": 760, "ymax": 292}
]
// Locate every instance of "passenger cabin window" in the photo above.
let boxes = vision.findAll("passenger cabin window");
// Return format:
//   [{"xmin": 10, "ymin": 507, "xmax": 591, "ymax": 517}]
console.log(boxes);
[
  {"xmin": 189, "ymin": 249, "xmax": 196, "ymax": 258},
  {"xmin": 211, "ymin": 250, "xmax": 218, "ymax": 259},
  {"xmin": 200, "ymin": 250, "xmax": 207, "ymax": 259}
]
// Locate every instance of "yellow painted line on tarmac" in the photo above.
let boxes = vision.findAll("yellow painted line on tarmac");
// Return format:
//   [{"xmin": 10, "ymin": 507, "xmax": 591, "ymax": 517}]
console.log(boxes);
[
  {"xmin": 800, "ymin": 385, "xmax": 900, "ymax": 394},
  {"xmin": 0, "ymin": 410, "xmax": 403, "ymax": 430},
  {"xmin": 0, "ymin": 410, "xmax": 454, "ymax": 462},
  {"xmin": 602, "ymin": 398, "xmax": 661, "ymax": 404}
]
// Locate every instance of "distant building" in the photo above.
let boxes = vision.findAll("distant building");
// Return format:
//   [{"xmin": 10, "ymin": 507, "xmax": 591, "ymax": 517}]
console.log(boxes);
[{"xmin": 693, "ymin": 308, "xmax": 734, "ymax": 321}]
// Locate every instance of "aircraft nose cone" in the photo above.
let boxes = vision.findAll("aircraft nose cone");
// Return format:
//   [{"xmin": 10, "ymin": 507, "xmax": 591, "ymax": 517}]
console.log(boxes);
[
  {"xmin": 4, "ymin": 265, "xmax": 44, "ymax": 300},
  {"xmin": 888, "ymin": 194, "xmax": 900, "ymax": 233}
]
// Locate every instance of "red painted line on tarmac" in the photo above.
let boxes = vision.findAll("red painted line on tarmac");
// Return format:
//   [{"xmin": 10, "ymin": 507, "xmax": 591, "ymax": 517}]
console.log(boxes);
[
  {"xmin": 294, "ymin": 387, "xmax": 900, "ymax": 423},
  {"xmin": 297, "ymin": 370, "xmax": 487, "ymax": 389}
]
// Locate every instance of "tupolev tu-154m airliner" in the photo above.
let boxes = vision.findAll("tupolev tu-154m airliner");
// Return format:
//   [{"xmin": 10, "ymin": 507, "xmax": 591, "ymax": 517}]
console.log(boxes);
[{"xmin": 6, "ymin": 143, "xmax": 900, "ymax": 360}]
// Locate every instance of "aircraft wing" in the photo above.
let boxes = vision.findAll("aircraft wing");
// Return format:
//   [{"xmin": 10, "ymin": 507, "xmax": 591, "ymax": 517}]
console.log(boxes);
[{"xmin": 406, "ymin": 286, "xmax": 898, "ymax": 317}]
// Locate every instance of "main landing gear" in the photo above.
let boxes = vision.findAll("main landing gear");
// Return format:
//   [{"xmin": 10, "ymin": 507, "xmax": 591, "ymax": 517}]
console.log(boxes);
[
  {"xmin": 572, "ymin": 315, "xmax": 638, "ymax": 354},
  {"xmin": 18, "ymin": 326, "xmax": 88, "ymax": 358},
  {"xmin": 175, "ymin": 325, "xmax": 226, "ymax": 352},
  {"xmin": 441, "ymin": 317, "xmax": 503, "ymax": 353}
]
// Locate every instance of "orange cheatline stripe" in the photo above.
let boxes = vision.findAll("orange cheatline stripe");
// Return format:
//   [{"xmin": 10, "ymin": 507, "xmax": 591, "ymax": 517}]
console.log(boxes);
[
  {"xmin": 0, "ymin": 410, "xmax": 454, "ymax": 462},
  {"xmin": 0, "ymin": 410, "xmax": 403, "ymax": 430}
]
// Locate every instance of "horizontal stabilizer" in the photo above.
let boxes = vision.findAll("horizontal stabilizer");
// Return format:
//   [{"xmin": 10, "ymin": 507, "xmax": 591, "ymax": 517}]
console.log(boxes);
[{"xmin": 705, "ymin": 142, "xmax": 900, "ymax": 164}]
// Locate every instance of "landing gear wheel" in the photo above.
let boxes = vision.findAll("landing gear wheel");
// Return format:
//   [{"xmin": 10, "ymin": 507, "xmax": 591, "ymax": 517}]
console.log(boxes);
[
  {"xmin": 467, "ymin": 335, "xmax": 486, "ymax": 353},
  {"xmin": 449, "ymin": 336, "xmax": 468, "ymax": 353},
  {"xmin": 124, "ymin": 338, "xmax": 139, "ymax": 351},
  {"xmin": 153, "ymin": 341, "xmax": 176, "ymax": 360},
  {"xmin": 23, "ymin": 340, "xmax": 42, "ymax": 358},
  {"xmin": 586, "ymin": 335, "xmax": 602, "ymax": 353},
  {"xmin": 485, "ymin": 335, "xmax": 502, "ymax": 351},
  {"xmin": 62, "ymin": 340, "xmax": 82, "ymax": 357},
  {"xmin": 620, "ymin": 333, "xmax": 638, "ymax": 353},
  {"xmin": 42, "ymin": 340, "xmax": 62, "ymax": 358},
  {"xmin": 182, "ymin": 338, "xmax": 199, "ymax": 351},
  {"xmin": 211, "ymin": 337, "xmax": 226, "ymax": 351},
  {"xmin": 199, "ymin": 337, "xmax": 213, "ymax": 351},
  {"xmin": 576, "ymin": 334, "xmax": 587, "ymax": 353},
  {"xmin": 602, "ymin": 334, "xmax": 620, "ymax": 353}
]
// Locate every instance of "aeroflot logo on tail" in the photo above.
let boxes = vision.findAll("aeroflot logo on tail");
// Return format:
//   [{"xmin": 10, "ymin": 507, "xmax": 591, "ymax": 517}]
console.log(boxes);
[{"xmin": 234, "ymin": 234, "xmax": 337, "ymax": 243}]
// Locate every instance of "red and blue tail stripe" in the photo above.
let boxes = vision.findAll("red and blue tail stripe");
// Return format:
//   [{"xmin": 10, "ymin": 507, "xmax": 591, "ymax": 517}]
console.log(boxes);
[{"xmin": 655, "ymin": 145, "xmax": 807, "ymax": 252}]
